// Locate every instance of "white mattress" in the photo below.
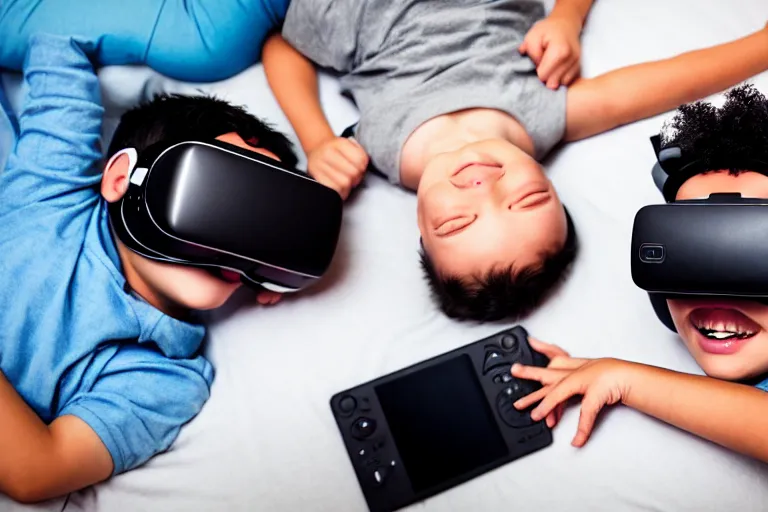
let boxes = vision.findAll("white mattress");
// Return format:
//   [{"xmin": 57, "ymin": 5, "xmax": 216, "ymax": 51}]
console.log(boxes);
[{"xmin": 3, "ymin": 0, "xmax": 768, "ymax": 510}]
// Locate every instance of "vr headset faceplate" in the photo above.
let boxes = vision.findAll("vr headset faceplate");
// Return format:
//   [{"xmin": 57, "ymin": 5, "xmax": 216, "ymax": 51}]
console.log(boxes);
[
  {"xmin": 108, "ymin": 140, "xmax": 343, "ymax": 293},
  {"xmin": 634, "ymin": 136, "xmax": 768, "ymax": 331}
]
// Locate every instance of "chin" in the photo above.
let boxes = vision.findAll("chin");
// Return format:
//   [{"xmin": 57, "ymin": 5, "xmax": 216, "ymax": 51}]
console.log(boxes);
[{"xmin": 168, "ymin": 269, "xmax": 241, "ymax": 311}]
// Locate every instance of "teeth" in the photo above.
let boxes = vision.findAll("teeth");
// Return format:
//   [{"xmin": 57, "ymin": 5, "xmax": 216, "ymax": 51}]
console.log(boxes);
[{"xmin": 697, "ymin": 327, "xmax": 755, "ymax": 341}]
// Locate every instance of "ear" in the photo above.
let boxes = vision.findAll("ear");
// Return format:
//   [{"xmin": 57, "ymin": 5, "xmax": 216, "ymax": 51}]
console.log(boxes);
[{"xmin": 101, "ymin": 148, "xmax": 137, "ymax": 203}]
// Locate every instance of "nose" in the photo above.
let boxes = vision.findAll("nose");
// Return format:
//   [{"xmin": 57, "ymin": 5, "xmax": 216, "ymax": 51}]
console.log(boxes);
[{"xmin": 450, "ymin": 164, "xmax": 505, "ymax": 189}]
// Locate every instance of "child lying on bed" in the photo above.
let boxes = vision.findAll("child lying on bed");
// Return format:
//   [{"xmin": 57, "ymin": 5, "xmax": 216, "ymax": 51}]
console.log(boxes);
[
  {"xmin": 0, "ymin": 34, "xmax": 295, "ymax": 503},
  {"xmin": 512, "ymin": 86, "xmax": 768, "ymax": 462},
  {"xmin": 263, "ymin": 0, "xmax": 768, "ymax": 322},
  {"xmin": 0, "ymin": 0, "xmax": 290, "ymax": 81}
]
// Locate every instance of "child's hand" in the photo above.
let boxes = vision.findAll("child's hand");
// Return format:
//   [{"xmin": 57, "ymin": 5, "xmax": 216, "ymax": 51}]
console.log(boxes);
[
  {"xmin": 519, "ymin": 14, "xmax": 583, "ymax": 90},
  {"xmin": 256, "ymin": 290, "xmax": 282, "ymax": 306},
  {"xmin": 525, "ymin": 337, "xmax": 588, "ymax": 428},
  {"xmin": 511, "ymin": 355, "xmax": 639, "ymax": 447},
  {"xmin": 307, "ymin": 137, "xmax": 369, "ymax": 200}
]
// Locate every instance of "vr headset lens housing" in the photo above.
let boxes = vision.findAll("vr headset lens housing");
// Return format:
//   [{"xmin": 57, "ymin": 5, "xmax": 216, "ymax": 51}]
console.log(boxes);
[
  {"xmin": 108, "ymin": 140, "xmax": 343, "ymax": 292},
  {"xmin": 632, "ymin": 195, "xmax": 768, "ymax": 298}
]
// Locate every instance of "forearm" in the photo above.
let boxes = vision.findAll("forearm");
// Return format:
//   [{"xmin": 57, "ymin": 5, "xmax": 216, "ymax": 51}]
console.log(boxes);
[
  {"xmin": 262, "ymin": 35, "xmax": 335, "ymax": 154},
  {"xmin": 0, "ymin": 372, "xmax": 112, "ymax": 502},
  {"xmin": 624, "ymin": 363, "xmax": 768, "ymax": 461},
  {"xmin": 549, "ymin": 0, "xmax": 594, "ymax": 27},
  {"xmin": 565, "ymin": 26, "xmax": 768, "ymax": 141},
  {"xmin": 0, "ymin": 372, "xmax": 61, "ymax": 500}
]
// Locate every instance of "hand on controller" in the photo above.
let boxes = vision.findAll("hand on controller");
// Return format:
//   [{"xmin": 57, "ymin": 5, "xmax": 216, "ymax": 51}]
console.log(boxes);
[
  {"xmin": 511, "ymin": 343, "xmax": 638, "ymax": 447},
  {"xmin": 519, "ymin": 13, "xmax": 583, "ymax": 89},
  {"xmin": 307, "ymin": 137, "xmax": 369, "ymax": 200}
]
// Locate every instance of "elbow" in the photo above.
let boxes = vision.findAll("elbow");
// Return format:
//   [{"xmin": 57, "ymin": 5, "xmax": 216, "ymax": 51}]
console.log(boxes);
[{"xmin": 3, "ymin": 478, "xmax": 52, "ymax": 505}]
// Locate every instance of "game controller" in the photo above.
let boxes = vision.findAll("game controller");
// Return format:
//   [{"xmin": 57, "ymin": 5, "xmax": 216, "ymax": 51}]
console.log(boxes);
[{"xmin": 330, "ymin": 326, "xmax": 552, "ymax": 512}]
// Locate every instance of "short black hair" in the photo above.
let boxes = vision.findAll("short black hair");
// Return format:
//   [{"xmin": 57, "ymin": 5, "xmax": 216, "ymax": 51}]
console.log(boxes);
[
  {"xmin": 420, "ymin": 207, "xmax": 577, "ymax": 322},
  {"xmin": 660, "ymin": 84, "xmax": 768, "ymax": 174},
  {"xmin": 107, "ymin": 93, "xmax": 297, "ymax": 168}
]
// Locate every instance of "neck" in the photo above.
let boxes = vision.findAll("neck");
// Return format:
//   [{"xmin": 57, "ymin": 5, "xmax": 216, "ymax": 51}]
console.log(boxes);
[{"xmin": 400, "ymin": 109, "xmax": 532, "ymax": 190}]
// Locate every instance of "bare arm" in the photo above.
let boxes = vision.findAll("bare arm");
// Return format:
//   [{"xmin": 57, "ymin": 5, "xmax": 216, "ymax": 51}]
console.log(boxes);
[
  {"xmin": 623, "ymin": 365, "xmax": 768, "ymax": 461},
  {"xmin": 513, "ymin": 350, "xmax": 768, "ymax": 461},
  {"xmin": 549, "ymin": 0, "xmax": 595, "ymax": 25},
  {"xmin": 262, "ymin": 34, "xmax": 334, "ymax": 154},
  {"xmin": 565, "ymin": 24, "xmax": 768, "ymax": 141},
  {"xmin": 0, "ymin": 372, "xmax": 113, "ymax": 503},
  {"xmin": 262, "ymin": 34, "xmax": 369, "ymax": 199}
]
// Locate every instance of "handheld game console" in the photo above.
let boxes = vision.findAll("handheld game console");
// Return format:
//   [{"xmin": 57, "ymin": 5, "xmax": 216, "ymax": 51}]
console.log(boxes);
[{"xmin": 329, "ymin": 326, "xmax": 552, "ymax": 512}]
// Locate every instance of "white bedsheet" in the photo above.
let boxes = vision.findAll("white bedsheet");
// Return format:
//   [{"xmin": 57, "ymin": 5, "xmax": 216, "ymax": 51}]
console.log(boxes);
[{"xmin": 2, "ymin": 0, "xmax": 768, "ymax": 510}]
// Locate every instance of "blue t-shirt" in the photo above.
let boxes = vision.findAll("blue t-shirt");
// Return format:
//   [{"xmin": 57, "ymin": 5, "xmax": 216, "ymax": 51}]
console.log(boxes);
[
  {"xmin": 0, "ymin": 0, "xmax": 292, "ymax": 81},
  {"xmin": 0, "ymin": 34, "xmax": 214, "ymax": 475}
]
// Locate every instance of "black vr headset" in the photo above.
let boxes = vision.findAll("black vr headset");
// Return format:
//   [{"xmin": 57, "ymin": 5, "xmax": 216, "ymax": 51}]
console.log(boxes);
[
  {"xmin": 107, "ymin": 139, "xmax": 343, "ymax": 293},
  {"xmin": 631, "ymin": 135, "xmax": 768, "ymax": 331}
]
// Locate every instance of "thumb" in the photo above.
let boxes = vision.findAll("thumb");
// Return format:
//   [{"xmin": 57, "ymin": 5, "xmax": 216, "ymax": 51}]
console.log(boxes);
[{"xmin": 519, "ymin": 39, "xmax": 528, "ymax": 55}]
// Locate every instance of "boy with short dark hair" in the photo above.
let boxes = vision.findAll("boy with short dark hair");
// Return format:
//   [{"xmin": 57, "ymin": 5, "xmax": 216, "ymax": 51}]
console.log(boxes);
[
  {"xmin": 0, "ymin": 34, "xmax": 294, "ymax": 502},
  {"xmin": 263, "ymin": 0, "xmax": 768, "ymax": 321}
]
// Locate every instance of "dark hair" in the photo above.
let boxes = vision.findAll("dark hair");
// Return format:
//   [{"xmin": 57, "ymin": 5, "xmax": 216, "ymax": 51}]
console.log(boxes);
[
  {"xmin": 107, "ymin": 93, "xmax": 297, "ymax": 168},
  {"xmin": 660, "ymin": 84, "xmax": 768, "ymax": 174},
  {"xmin": 420, "ymin": 207, "xmax": 578, "ymax": 322}
]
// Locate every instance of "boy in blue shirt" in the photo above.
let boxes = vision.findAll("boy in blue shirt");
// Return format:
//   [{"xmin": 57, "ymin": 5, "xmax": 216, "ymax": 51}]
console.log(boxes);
[{"xmin": 0, "ymin": 33, "xmax": 296, "ymax": 502}]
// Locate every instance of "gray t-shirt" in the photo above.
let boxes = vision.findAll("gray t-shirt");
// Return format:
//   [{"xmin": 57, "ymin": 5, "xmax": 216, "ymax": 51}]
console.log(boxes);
[{"xmin": 282, "ymin": 0, "xmax": 566, "ymax": 183}]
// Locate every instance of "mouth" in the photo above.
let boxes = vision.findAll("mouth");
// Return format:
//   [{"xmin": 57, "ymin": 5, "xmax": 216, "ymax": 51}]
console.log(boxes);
[
  {"xmin": 689, "ymin": 307, "xmax": 761, "ymax": 354},
  {"xmin": 450, "ymin": 162, "xmax": 505, "ymax": 187}
]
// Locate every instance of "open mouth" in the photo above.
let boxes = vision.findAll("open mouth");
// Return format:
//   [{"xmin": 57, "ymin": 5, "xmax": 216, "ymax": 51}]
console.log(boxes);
[{"xmin": 689, "ymin": 308, "xmax": 760, "ymax": 342}]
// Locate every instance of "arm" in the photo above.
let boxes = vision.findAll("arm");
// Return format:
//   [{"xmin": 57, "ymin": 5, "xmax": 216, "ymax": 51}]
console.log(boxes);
[
  {"xmin": 565, "ymin": 24, "xmax": 768, "ymax": 141},
  {"xmin": 1, "ymin": 33, "xmax": 103, "ymax": 211},
  {"xmin": 512, "ymin": 353, "xmax": 768, "ymax": 461},
  {"xmin": 0, "ymin": 345, "xmax": 213, "ymax": 503},
  {"xmin": 0, "ymin": 371, "xmax": 112, "ymax": 503},
  {"xmin": 262, "ymin": 33, "xmax": 334, "ymax": 156},
  {"xmin": 262, "ymin": 34, "xmax": 368, "ymax": 199},
  {"xmin": 623, "ymin": 365, "xmax": 768, "ymax": 461},
  {"xmin": 549, "ymin": 0, "xmax": 594, "ymax": 26}
]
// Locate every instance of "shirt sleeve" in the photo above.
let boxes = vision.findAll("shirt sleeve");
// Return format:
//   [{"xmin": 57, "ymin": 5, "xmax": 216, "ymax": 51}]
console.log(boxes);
[
  {"xmin": 0, "ymin": 33, "xmax": 104, "ymax": 212},
  {"xmin": 59, "ymin": 344, "xmax": 214, "ymax": 475},
  {"xmin": 282, "ymin": 0, "xmax": 357, "ymax": 72}
]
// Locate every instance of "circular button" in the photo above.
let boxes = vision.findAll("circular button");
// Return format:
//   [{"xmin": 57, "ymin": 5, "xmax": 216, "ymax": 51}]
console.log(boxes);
[
  {"xmin": 500, "ymin": 334, "xmax": 519, "ymax": 351},
  {"xmin": 338, "ymin": 395, "xmax": 357, "ymax": 415},
  {"xmin": 351, "ymin": 417, "xmax": 377, "ymax": 440}
]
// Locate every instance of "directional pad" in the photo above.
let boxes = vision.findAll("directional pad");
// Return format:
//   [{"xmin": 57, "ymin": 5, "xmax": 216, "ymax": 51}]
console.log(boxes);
[
  {"xmin": 496, "ymin": 384, "xmax": 534, "ymax": 428},
  {"xmin": 483, "ymin": 350, "xmax": 510, "ymax": 374}
]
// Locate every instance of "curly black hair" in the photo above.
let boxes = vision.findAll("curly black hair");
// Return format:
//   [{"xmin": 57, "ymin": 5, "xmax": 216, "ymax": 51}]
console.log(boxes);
[{"xmin": 660, "ymin": 84, "xmax": 768, "ymax": 174}]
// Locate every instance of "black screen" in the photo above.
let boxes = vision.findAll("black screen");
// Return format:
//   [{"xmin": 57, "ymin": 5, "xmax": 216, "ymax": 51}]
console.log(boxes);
[{"xmin": 375, "ymin": 355, "xmax": 508, "ymax": 493}]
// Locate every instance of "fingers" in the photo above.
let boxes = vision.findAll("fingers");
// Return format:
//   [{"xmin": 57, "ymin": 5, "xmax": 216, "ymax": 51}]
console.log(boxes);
[
  {"xmin": 312, "ymin": 163, "xmax": 352, "ymax": 199},
  {"xmin": 256, "ymin": 290, "xmax": 282, "ymax": 305},
  {"xmin": 546, "ymin": 59, "xmax": 572, "ymax": 90},
  {"xmin": 511, "ymin": 364, "xmax": 569, "ymax": 386},
  {"xmin": 528, "ymin": 337, "xmax": 570, "ymax": 359},
  {"xmin": 513, "ymin": 384, "xmax": 549, "ymax": 410},
  {"xmin": 571, "ymin": 394, "xmax": 604, "ymax": 447},
  {"xmin": 521, "ymin": 29, "xmax": 545, "ymax": 65},
  {"xmin": 530, "ymin": 376, "xmax": 583, "ymax": 422},
  {"xmin": 307, "ymin": 138, "xmax": 369, "ymax": 200},
  {"xmin": 537, "ymin": 43, "xmax": 573, "ymax": 89},
  {"xmin": 561, "ymin": 62, "xmax": 580, "ymax": 86},
  {"xmin": 337, "ymin": 138, "xmax": 370, "ymax": 171}
]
